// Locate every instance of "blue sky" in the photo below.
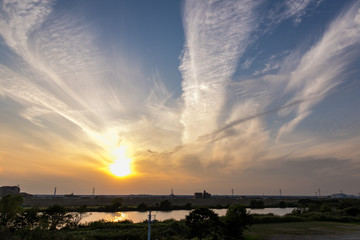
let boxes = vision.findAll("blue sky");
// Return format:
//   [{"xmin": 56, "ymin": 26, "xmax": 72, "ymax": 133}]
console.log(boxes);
[{"xmin": 0, "ymin": 0, "xmax": 360, "ymax": 196}]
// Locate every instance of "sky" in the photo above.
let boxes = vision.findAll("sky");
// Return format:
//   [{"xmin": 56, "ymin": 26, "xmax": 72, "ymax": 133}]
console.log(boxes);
[{"xmin": 1, "ymin": 0, "xmax": 360, "ymax": 196}]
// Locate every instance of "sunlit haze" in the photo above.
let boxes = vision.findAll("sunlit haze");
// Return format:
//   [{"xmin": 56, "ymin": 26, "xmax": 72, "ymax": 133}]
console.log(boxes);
[{"xmin": 1, "ymin": 0, "xmax": 360, "ymax": 196}]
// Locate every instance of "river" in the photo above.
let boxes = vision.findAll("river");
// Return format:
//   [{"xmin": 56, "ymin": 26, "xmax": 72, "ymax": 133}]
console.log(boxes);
[{"xmin": 80, "ymin": 208, "xmax": 295, "ymax": 224}]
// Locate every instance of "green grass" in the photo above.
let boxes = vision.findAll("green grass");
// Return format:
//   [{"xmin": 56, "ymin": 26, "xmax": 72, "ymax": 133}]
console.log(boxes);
[{"xmin": 243, "ymin": 221, "xmax": 360, "ymax": 240}]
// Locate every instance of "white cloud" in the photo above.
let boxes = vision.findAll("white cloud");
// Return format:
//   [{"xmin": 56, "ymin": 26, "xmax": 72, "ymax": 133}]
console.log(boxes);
[
  {"xmin": 0, "ymin": 0, "xmax": 182, "ymax": 158},
  {"xmin": 277, "ymin": 2, "xmax": 360, "ymax": 139},
  {"xmin": 180, "ymin": 0, "xmax": 260, "ymax": 143},
  {"xmin": 261, "ymin": 0, "xmax": 318, "ymax": 33}
]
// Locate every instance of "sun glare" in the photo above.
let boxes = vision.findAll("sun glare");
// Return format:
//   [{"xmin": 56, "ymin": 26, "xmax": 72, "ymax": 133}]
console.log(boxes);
[{"xmin": 109, "ymin": 146, "xmax": 133, "ymax": 178}]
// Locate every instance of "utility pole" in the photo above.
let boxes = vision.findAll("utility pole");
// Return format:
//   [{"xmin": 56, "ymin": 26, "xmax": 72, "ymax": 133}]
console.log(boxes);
[{"xmin": 147, "ymin": 210, "xmax": 155, "ymax": 240}]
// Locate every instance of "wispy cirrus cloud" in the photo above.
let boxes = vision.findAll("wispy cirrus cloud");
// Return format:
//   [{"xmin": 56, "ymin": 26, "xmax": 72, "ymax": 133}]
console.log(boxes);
[
  {"xmin": 1, "ymin": 0, "xmax": 360, "ymax": 194},
  {"xmin": 176, "ymin": 0, "xmax": 360, "ymax": 179},
  {"xmin": 0, "ymin": 0, "xmax": 181, "ymax": 173},
  {"xmin": 261, "ymin": 0, "xmax": 318, "ymax": 32},
  {"xmin": 277, "ymin": 1, "xmax": 360, "ymax": 139},
  {"xmin": 180, "ymin": 0, "xmax": 261, "ymax": 143}
]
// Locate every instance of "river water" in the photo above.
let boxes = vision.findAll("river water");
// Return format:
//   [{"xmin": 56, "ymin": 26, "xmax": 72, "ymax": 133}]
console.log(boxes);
[{"xmin": 80, "ymin": 208, "xmax": 294, "ymax": 224}]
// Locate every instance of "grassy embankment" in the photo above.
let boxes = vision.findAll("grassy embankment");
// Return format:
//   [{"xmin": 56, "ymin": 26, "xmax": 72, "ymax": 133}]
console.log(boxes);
[
  {"xmin": 243, "ymin": 221, "xmax": 360, "ymax": 240},
  {"xmin": 21, "ymin": 220, "xmax": 360, "ymax": 240}
]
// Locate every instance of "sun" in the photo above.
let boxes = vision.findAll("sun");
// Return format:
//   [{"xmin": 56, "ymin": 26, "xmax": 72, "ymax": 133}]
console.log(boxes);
[
  {"xmin": 109, "ymin": 159, "xmax": 131, "ymax": 177},
  {"xmin": 109, "ymin": 146, "xmax": 133, "ymax": 178}
]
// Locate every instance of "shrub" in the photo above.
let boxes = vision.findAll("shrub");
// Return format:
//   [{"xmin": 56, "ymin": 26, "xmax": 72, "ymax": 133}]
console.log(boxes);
[
  {"xmin": 222, "ymin": 204, "xmax": 252, "ymax": 239},
  {"xmin": 185, "ymin": 208, "xmax": 220, "ymax": 239},
  {"xmin": 344, "ymin": 207, "xmax": 360, "ymax": 217}
]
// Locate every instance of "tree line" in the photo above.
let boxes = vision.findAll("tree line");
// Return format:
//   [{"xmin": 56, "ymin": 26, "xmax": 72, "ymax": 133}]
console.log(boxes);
[{"xmin": 0, "ymin": 194, "xmax": 252, "ymax": 240}]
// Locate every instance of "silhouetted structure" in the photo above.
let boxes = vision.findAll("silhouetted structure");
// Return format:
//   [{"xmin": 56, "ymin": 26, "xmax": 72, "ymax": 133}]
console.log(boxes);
[
  {"xmin": 331, "ymin": 193, "xmax": 348, "ymax": 198},
  {"xmin": 169, "ymin": 189, "xmax": 175, "ymax": 198},
  {"xmin": 203, "ymin": 190, "xmax": 211, "ymax": 199},
  {"xmin": 194, "ymin": 190, "xmax": 211, "ymax": 199},
  {"xmin": 194, "ymin": 192, "xmax": 202, "ymax": 199},
  {"xmin": 0, "ymin": 186, "xmax": 20, "ymax": 198}
]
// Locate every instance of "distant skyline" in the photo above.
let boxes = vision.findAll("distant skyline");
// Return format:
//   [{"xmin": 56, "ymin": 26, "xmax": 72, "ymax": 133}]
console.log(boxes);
[{"xmin": 1, "ymin": 0, "xmax": 360, "ymax": 196}]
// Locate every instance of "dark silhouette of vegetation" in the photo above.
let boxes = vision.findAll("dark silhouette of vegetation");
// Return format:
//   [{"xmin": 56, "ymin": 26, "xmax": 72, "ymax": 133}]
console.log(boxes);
[
  {"xmin": 279, "ymin": 201, "xmax": 286, "ymax": 208},
  {"xmin": 3, "ymin": 195, "xmax": 360, "ymax": 239},
  {"xmin": 222, "ymin": 204, "xmax": 252, "ymax": 239},
  {"xmin": 159, "ymin": 200, "xmax": 172, "ymax": 211},
  {"xmin": 137, "ymin": 202, "xmax": 148, "ymax": 211},
  {"xmin": 103, "ymin": 197, "xmax": 123, "ymax": 212},
  {"xmin": 184, "ymin": 202, "xmax": 192, "ymax": 210},
  {"xmin": 44, "ymin": 205, "xmax": 71, "ymax": 230},
  {"xmin": 0, "ymin": 194, "xmax": 24, "ymax": 230},
  {"xmin": 250, "ymin": 200, "xmax": 264, "ymax": 209},
  {"xmin": 185, "ymin": 207, "xmax": 220, "ymax": 239},
  {"xmin": 344, "ymin": 207, "xmax": 360, "ymax": 216}
]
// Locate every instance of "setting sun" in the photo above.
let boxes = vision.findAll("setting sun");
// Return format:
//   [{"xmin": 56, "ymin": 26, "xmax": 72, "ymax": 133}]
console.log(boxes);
[{"xmin": 109, "ymin": 146, "xmax": 133, "ymax": 177}]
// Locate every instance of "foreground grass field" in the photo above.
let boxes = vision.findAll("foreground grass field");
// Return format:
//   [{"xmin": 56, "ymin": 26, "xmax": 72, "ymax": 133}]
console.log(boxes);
[
  {"xmin": 243, "ymin": 221, "xmax": 360, "ymax": 240},
  {"xmin": 49, "ymin": 221, "xmax": 360, "ymax": 239}
]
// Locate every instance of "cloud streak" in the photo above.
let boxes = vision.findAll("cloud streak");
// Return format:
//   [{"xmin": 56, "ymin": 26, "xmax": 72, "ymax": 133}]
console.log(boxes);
[
  {"xmin": 1, "ymin": 0, "xmax": 359, "ymax": 194},
  {"xmin": 180, "ymin": 0, "xmax": 260, "ymax": 143},
  {"xmin": 277, "ymin": 1, "xmax": 360, "ymax": 139},
  {"xmin": 0, "ymin": 0, "xmax": 182, "ymax": 172}
]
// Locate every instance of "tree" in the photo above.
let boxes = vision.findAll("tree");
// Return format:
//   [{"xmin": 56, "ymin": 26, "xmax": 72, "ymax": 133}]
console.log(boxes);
[
  {"xmin": 320, "ymin": 204, "xmax": 332, "ymax": 213},
  {"xmin": 159, "ymin": 200, "xmax": 172, "ymax": 211},
  {"xmin": 222, "ymin": 204, "xmax": 252, "ymax": 239},
  {"xmin": 16, "ymin": 207, "xmax": 40, "ymax": 231},
  {"xmin": 279, "ymin": 201, "xmax": 286, "ymax": 208},
  {"xmin": 249, "ymin": 200, "xmax": 264, "ymax": 209},
  {"xmin": 344, "ymin": 207, "xmax": 360, "ymax": 216},
  {"xmin": 68, "ymin": 205, "xmax": 88, "ymax": 229},
  {"xmin": 184, "ymin": 202, "xmax": 192, "ymax": 210},
  {"xmin": 0, "ymin": 194, "xmax": 23, "ymax": 229},
  {"xmin": 185, "ymin": 208, "xmax": 220, "ymax": 239},
  {"xmin": 43, "ymin": 205, "xmax": 71, "ymax": 230},
  {"xmin": 137, "ymin": 202, "xmax": 148, "ymax": 211}
]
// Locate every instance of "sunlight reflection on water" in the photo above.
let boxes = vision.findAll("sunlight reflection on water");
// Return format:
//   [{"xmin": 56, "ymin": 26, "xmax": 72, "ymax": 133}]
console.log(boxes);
[
  {"xmin": 81, "ymin": 208, "xmax": 294, "ymax": 224},
  {"xmin": 107, "ymin": 212, "xmax": 129, "ymax": 222}
]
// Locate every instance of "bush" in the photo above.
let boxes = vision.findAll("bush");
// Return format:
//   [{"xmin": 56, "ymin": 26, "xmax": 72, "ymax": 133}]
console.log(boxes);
[
  {"xmin": 43, "ymin": 205, "xmax": 71, "ymax": 230},
  {"xmin": 250, "ymin": 200, "xmax": 264, "ymax": 209},
  {"xmin": 222, "ymin": 204, "xmax": 252, "ymax": 239},
  {"xmin": 137, "ymin": 203, "xmax": 148, "ymax": 212},
  {"xmin": 159, "ymin": 200, "xmax": 172, "ymax": 211},
  {"xmin": 185, "ymin": 208, "xmax": 220, "ymax": 239},
  {"xmin": 279, "ymin": 201, "xmax": 286, "ymax": 208},
  {"xmin": 344, "ymin": 207, "xmax": 360, "ymax": 217},
  {"xmin": 0, "ymin": 194, "xmax": 24, "ymax": 231},
  {"xmin": 320, "ymin": 204, "xmax": 332, "ymax": 213}
]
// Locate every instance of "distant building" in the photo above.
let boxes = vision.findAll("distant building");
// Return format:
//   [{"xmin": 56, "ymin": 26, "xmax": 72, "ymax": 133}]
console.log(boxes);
[
  {"xmin": 64, "ymin": 193, "xmax": 80, "ymax": 199},
  {"xmin": 203, "ymin": 190, "xmax": 211, "ymax": 199},
  {"xmin": 331, "ymin": 193, "xmax": 349, "ymax": 199},
  {"xmin": 0, "ymin": 186, "xmax": 20, "ymax": 198},
  {"xmin": 194, "ymin": 190, "xmax": 212, "ymax": 199},
  {"xmin": 194, "ymin": 192, "xmax": 203, "ymax": 199}
]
